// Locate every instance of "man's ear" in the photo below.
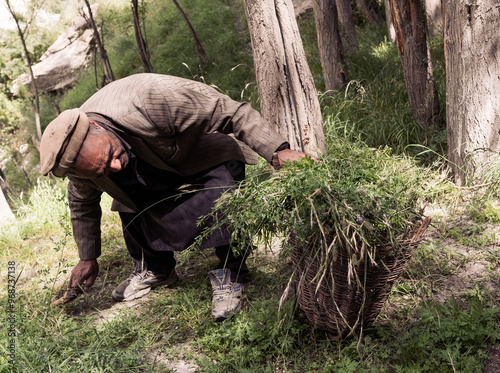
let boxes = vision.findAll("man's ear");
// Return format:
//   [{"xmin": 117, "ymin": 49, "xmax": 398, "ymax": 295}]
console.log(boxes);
[
  {"xmin": 109, "ymin": 157, "xmax": 123, "ymax": 172},
  {"xmin": 88, "ymin": 119, "xmax": 105, "ymax": 130}
]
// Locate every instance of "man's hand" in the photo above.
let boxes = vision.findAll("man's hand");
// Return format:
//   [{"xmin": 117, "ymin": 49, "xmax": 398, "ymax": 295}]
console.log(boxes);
[
  {"xmin": 51, "ymin": 259, "xmax": 99, "ymax": 306},
  {"xmin": 272, "ymin": 148, "xmax": 318, "ymax": 170}
]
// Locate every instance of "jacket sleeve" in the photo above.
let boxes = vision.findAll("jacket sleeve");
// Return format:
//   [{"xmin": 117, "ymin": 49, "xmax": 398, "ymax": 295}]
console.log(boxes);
[
  {"xmin": 67, "ymin": 178, "xmax": 103, "ymax": 260},
  {"xmin": 209, "ymin": 99, "xmax": 287, "ymax": 162},
  {"xmin": 148, "ymin": 80, "xmax": 287, "ymax": 162}
]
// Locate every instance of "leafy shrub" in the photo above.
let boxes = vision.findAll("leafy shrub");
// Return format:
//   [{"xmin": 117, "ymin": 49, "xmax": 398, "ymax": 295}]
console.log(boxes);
[{"xmin": 394, "ymin": 296, "xmax": 500, "ymax": 372}]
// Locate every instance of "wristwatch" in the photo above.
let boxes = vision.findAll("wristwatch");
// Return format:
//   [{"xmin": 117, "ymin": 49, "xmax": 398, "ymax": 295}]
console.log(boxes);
[
  {"xmin": 271, "ymin": 142, "xmax": 290, "ymax": 170},
  {"xmin": 271, "ymin": 152, "xmax": 282, "ymax": 170}
]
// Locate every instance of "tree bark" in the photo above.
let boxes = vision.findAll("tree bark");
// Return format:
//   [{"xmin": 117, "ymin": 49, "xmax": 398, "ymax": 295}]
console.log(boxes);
[
  {"xmin": 384, "ymin": 0, "xmax": 396, "ymax": 43},
  {"xmin": 131, "ymin": 0, "xmax": 154, "ymax": 73},
  {"xmin": 243, "ymin": 0, "xmax": 326, "ymax": 157},
  {"xmin": 83, "ymin": 0, "xmax": 114, "ymax": 86},
  {"xmin": 4, "ymin": 0, "xmax": 42, "ymax": 142},
  {"xmin": 389, "ymin": 0, "xmax": 441, "ymax": 129},
  {"xmin": 445, "ymin": 0, "xmax": 500, "ymax": 186},
  {"xmin": 0, "ymin": 167, "xmax": 13, "ymax": 220},
  {"xmin": 172, "ymin": 0, "xmax": 207, "ymax": 64},
  {"xmin": 0, "ymin": 168, "xmax": 13, "ymax": 198},
  {"xmin": 0, "ymin": 187, "xmax": 14, "ymax": 221},
  {"xmin": 336, "ymin": 0, "xmax": 359, "ymax": 52},
  {"xmin": 311, "ymin": 0, "xmax": 347, "ymax": 92},
  {"xmin": 424, "ymin": 0, "xmax": 443, "ymax": 38}
]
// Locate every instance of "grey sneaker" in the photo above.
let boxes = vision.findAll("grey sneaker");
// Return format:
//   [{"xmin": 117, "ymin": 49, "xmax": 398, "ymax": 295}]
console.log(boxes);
[
  {"xmin": 208, "ymin": 268, "xmax": 244, "ymax": 321},
  {"xmin": 112, "ymin": 269, "xmax": 178, "ymax": 301}
]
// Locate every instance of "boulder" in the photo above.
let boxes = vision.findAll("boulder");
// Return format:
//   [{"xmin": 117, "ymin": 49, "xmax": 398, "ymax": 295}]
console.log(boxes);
[{"xmin": 12, "ymin": 4, "xmax": 98, "ymax": 93}]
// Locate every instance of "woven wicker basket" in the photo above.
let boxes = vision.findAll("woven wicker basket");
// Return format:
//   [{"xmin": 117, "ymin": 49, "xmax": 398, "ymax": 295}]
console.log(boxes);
[{"xmin": 292, "ymin": 217, "xmax": 431, "ymax": 337}]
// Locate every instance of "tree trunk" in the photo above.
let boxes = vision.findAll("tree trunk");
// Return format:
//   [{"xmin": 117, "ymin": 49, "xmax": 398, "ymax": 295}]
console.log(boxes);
[
  {"xmin": 0, "ymin": 167, "xmax": 14, "ymax": 220},
  {"xmin": 83, "ymin": 0, "xmax": 114, "ymax": 86},
  {"xmin": 389, "ymin": 0, "xmax": 441, "ymax": 129},
  {"xmin": 172, "ymin": 0, "xmax": 207, "ymax": 64},
  {"xmin": 356, "ymin": 0, "xmax": 381, "ymax": 23},
  {"xmin": 243, "ymin": 0, "xmax": 326, "ymax": 157},
  {"xmin": 311, "ymin": 0, "xmax": 347, "ymax": 92},
  {"xmin": 5, "ymin": 0, "xmax": 42, "ymax": 142},
  {"xmin": 0, "ymin": 168, "xmax": 13, "ymax": 198},
  {"xmin": 445, "ymin": 0, "xmax": 500, "ymax": 186},
  {"xmin": 132, "ymin": 0, "xmax": 154, "ymax": 73},
  {"xmin": 0, "ymin": 187, "xmax": 14, "ymax": 221},
  {"xmin": 336, "ymin": 0, "xmax": 359, "ymax": 52},
  {"xmin": 424, "ymin": 0, "xmax": 443, "ymax": 38},
  {"xmin": 384, "ymin": 0, "xmax": 396, "ymax": 43}
]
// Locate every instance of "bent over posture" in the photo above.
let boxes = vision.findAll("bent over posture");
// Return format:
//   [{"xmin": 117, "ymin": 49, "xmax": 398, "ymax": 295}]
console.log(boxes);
[{"xmin": 40, "ymin": 74, "xmax": 310, "ymax": 321}]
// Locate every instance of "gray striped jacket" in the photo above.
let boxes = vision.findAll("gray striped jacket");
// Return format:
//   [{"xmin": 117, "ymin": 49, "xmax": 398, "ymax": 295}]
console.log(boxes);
[{"xmin": 68, "ymin": 73, "xmax": 286, "ymax": 260}]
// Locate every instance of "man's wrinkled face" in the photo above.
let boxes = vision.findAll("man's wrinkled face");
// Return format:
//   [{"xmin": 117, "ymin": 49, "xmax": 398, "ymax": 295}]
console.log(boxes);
[{"xmin": 70, "ymin": 122, "xmax": 129, "ymax": 179}]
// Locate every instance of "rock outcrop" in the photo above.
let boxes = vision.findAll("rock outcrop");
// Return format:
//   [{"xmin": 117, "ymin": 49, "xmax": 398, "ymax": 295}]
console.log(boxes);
[{"xmin": 13, "ymin": 5, "xmax": 98, "ymax": 93}]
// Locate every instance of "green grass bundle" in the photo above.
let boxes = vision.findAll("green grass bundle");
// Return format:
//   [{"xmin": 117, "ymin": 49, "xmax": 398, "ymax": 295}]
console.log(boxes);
[{"xmin": 200, "ymin": 139, "xmax": 432, "ymax": 335}]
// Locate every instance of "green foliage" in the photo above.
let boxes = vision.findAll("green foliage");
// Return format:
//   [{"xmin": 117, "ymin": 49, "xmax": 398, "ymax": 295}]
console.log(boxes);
[
  {"xmin": 202, "ymin": 138, "xmax": 437, "ymax": 262},
  {"xmin": 0, "ymin": 179, "xmax": 497, "ymax": 373},
  {"xmin": 476, "ymin": 200, "xmax": 500, "ymax": 223},
  {"xmin": 1, "ymin": 4, "xmax": 498, "ymax": 373},
  {"xmin": 88, "ymin": 0, "xmax": 256, "ymax": 102},
  {"xmin": 391, "ymin": 296, "xmax": 500, "ymax": 372},
  {"xmin": 0, "ymin": 179, "xmax": 69, "ymax": 248},
  {"xmin": 0, "ymin": 302, "xmax": 153, "ymax": 372},
  {"xmin": 195, "ymin": 299, "xmax": 307, "ymax": 371},
  {"xmin": 313, "ymin": 24, "xmax": 447, "ymax": 162}
]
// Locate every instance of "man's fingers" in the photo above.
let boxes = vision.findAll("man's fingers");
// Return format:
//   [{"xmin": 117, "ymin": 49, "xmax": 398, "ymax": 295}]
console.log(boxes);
[
  {"xmin": 50, "ymin": 288, "xmax": 82, "ymax": 306},
  {"xmin": 52, "ymin": 260, "xmax": 99, "ymax": 307},
  {"xmin": 85, "ymin": 270, "xmax": 98, "ymax": 289}
]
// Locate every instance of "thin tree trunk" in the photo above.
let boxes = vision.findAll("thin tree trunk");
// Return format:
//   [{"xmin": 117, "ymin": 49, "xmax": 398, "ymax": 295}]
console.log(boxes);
[
  {"xmin": 244, "ymin": 0, "xmax": 326, "ymax": 157},
  {"xmin": 0, "ymin": 168, "xmax": 14, "ymax": 212},
  {"xmin": 312, "ymin": 0, "xmax": 347, "ymax": 92},
  {"xmin": 0, "ymin": 187, "xmax": 14, "ymax": 221},
  {"xmin": 5, "ymin": 0, "xmax": 42, "ymax": 142},
  {"xmin": 425, "ymin": 0, "xmax": 443, "ymax": 38},
  {"xmin": 172, "ymin": 0, "xmax": 207, "ymax": 64},
  {"xmin": 49, "ymin": 92, "xmax": 61, "ymax": 115},
  {"xmin": 384, "ymin": 0, "xmax": 396, "ymax": 43},
  {"xmin": 336, "ymin": 0, "xmax": 359, "ymax": 52},
  {"xmin": 12, "ymin": 154, "xmax": 33, "ymax": 189},
  {"xmin": 132, "ymin": 0, "xmax": 154, "ymax": 73},
  {"xmin": 389, "ymin": 0, "xmax": 441, "ymax": 129},
  {"xmin": 445, "ymin": 0, "xmax": 500, "ymax": 186},
  {"xmin": 83, "ymin": 0, "xmax": 114, "ymax": 86},
  {"xmin": 356, "ymin": 0, "xmax": 381, "ymax": 23},
  {"xmin": 0, "ymin": 168, "xmax": 13, "ymax": 196}
]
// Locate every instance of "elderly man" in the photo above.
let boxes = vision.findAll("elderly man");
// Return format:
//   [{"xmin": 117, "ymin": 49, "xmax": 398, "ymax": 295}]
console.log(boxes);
[{"xmin": 40, "ymin": 73, "xmax": 310, "ymax": 321}]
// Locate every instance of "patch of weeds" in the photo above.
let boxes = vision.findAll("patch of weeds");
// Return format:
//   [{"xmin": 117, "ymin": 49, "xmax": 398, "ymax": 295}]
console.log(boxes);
[
  {"xmin": 392, "ymin": 279, "xmax": 431, "ymax": 298},
  {"xmin": 194, "ymin": 298, "xmax": 309, "ymax": 371},
  {"xmin": 377, "ymin": 295, "xmax": 500, "ymax": 372},
  {"xmin": 448, "ymin": 222, "xmax": 498, "ymax": 249},
  {"xmin": 468, "ymin": 199, "xmax": 500, "ymax": 224},
  {"xmin": 407, "ymin": 241, "xmax": 463, "ymax": 278},
  {"xmin": 39, "ymin": 216, "xmax": 73, "ymax": 298},
  {"xmin": 0, "ymin": 294, "xmax": 156, "ymax": 372}
]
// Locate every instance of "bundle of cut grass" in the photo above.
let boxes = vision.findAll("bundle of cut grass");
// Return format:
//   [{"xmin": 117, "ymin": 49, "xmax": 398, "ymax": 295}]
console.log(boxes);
[{"xmin": 200, "ymin": 139, "xmax": 433, "ymax": 336}]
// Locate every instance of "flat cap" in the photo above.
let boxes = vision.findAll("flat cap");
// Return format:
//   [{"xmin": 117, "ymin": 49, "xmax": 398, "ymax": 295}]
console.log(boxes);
[{"xmin": 40, "ymin": 109, "xmax": 89, "ymax": 177}]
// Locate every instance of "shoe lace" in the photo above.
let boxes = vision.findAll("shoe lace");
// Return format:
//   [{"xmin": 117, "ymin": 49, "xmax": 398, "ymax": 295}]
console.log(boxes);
[
  {"xmin": 130, "ymin": 270, "xmax": 153, "ymax": 280},
  {"xmin": 213, "ymin": 284, "xmax": 232, "ymax": 298}
]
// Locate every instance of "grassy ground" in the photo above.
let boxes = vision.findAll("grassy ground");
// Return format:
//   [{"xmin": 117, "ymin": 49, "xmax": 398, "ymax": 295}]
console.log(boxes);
[
  {"xmin": 2, "ymin": 124, "xmax": 498, "ymax": 363},
  {"xmin": 1, "ymin": 7, "xmax": 499, "ymax": 373},
  {"xmin": 0, "ymin": 164, "xmax": 499, "ymax": 373}
]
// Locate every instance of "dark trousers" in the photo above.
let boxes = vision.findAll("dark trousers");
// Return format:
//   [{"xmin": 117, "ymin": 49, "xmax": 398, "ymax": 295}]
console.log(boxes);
[{"xmin": 119, "ymin": 161, "xmax": 248, "ymax": 282}]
